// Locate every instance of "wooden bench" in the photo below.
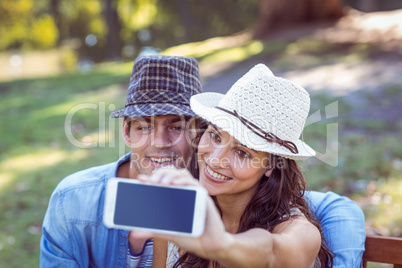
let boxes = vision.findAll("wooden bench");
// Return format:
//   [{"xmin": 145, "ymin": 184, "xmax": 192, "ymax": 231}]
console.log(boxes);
[{"xmin": 363, "ymin": 235, "xmax": 402, "ymax": 268}]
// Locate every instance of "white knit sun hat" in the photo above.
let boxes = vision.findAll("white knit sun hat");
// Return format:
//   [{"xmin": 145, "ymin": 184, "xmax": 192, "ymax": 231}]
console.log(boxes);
[{"xmin": 190, "ymin": 64, "xmax": 315, "ymax": 160}]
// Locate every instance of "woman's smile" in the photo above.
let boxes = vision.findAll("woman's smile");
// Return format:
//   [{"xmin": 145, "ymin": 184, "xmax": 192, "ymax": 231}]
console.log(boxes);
[{"xmin": 204, "ymin": 164, "xmax": 232, "ymax": 182}]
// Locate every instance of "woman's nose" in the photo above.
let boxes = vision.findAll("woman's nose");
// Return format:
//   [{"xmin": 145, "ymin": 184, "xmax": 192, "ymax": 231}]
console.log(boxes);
[{"xmin": 207, "ymin": 148, "xmax": 230, "ymax": 169}]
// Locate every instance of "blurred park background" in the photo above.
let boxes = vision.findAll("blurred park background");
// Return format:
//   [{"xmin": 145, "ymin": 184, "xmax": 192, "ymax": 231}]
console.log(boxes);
[{"xmin": 1, "ymin": 0, "xmax": 402, "ymax": 267}]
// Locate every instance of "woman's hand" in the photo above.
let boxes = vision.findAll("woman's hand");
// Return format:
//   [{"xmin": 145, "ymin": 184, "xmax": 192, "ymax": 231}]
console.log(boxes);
[
  {"xmin": 133, "ymin": 167, "xmax": 232, "ymax": 261},
  {"xmin": 137, "ymin": 166, "xmax": 199, "ymax": 187},
  {"xmin": 132, "ymin": 167, "xmax": 321, "ymax": 267},
  {"xmin": 152, "ymin": 196, "xmax": 231, "ymax": 260},
  {"xmin": 128, "ymin": 167, "xmax": 199, "ymax": 245}
]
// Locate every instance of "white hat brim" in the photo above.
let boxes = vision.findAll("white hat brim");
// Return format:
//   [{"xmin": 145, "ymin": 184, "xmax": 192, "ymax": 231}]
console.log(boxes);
[{"xmin": 190, "ymin": 92, "xmax": 316, "ymax": 160}]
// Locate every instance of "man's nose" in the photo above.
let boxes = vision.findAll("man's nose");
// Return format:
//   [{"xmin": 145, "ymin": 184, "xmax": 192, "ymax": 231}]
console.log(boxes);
[{"xmin": 151, "ymin": 128, "xmax": 172, "ymax": 148}]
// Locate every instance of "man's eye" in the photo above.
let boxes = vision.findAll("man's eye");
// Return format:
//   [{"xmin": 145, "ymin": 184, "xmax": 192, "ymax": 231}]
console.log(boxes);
[
  {"xmin": 171, "ymin": 126, "xmax": 185, "ymax": 131},
  {"xmin": 137, "ymin": 125, "xmax": 151, "ymax": 131}
]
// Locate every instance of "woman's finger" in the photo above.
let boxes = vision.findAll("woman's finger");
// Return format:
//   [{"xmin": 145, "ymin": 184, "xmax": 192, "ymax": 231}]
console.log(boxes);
[
  {"xmin": 137, "ymin": 174, "xmax": 149, "ymax": 182},
  {"xmin": 148, "ymin": 167, "xmax": 194, "ymax": 185},
  {"xmin": 148, "ymin": 166, "xmax": 176, "ymax": 183}
]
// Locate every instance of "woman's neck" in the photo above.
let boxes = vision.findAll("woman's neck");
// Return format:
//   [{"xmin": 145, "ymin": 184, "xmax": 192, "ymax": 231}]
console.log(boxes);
[{"xmin": 215, "ymin": 194, "xmax": 251, "ymax": 233}]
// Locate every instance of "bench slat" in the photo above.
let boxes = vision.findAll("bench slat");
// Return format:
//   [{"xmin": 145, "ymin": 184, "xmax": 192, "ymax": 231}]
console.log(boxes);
[{"xmin": 363, "ymin": 235, "xmax": 402, "ymax": 265}]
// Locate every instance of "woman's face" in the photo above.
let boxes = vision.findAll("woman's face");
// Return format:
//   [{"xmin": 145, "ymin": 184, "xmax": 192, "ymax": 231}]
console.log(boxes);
[{"xmin": 197, "ymin": 125, "xmax": 272, "ymax": 200}]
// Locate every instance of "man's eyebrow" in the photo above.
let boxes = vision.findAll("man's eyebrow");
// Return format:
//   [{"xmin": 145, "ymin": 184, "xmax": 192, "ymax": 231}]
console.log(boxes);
[
  {"xmin": 131, "ymin": 118, "xmax": 152, "ymax": 124},
  {"xmin": 131, "ymin": 117, "xmax": 188, "ymax": 125},
  {"xmin": 166, "ymin": 117, "xmax": 187, "ymax": 124}
]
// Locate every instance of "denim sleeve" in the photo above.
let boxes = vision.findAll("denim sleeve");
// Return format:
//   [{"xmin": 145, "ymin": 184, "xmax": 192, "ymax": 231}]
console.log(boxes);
[
  {"xmin": 305, "ymin": 191, "xmax": 366, "ymax": 268},
  {"xmin": 40, "ymin": 190, "xmax": 80, "ymax": 268}
]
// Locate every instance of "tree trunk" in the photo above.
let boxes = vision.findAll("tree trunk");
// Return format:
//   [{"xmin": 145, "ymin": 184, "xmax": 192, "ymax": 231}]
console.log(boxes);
[
  {"xmin": 175, "ymin": 0, "xmax": 194, "ymax": 43},
  {"xmin": 50, "ymin": 0, "xmax": 62, "ymax": 46},
  {"xmin": 104, "ymin": 0, "xmax": 122, "ymax": 60},
  {"xmin": 253, "ymin": 0, "xmax": 345, "ymax": 38}
]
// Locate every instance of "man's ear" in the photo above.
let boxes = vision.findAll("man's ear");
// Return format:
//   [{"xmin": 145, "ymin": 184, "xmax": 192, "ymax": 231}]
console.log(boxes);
[
  {"xmin": 122, "ymin": 120, "xmax": 131, "ymax": 147},
  {"xmin": 265, "ymin": 167, "xmax": 273, "ymax": 177}
]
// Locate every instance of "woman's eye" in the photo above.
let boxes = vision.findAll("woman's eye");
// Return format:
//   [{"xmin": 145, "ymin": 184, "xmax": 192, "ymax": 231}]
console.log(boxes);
[
  {"xmin": 236, "ymin": 149, "xmax": 250, "ymax": 159},
  {"xmin": 209, "ymin": 131, "xmax": 220, "ymax": 142}
]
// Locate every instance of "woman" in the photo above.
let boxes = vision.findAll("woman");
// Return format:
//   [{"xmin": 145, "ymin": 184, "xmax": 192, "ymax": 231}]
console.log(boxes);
[{"xmin": 132, "ymin": 64, "xmax": 334, "ymax": 267}]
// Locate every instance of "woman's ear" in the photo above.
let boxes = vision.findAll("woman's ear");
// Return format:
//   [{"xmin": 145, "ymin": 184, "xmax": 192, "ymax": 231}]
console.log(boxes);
[
  {"xmin": 122, "ymin": 120, "xmax": 131, "ymax": 147},
  {"xmin": 265, "ymin": 167, "xmax": 273, "ymax": 177}
]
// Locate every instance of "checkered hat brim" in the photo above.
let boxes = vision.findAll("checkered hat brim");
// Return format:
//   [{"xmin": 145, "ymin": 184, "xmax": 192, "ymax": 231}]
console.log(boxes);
[
  {"xmin": 111, "ymin": 55, "xmax": 202, "ymax": 118},
  {"xmin": 110, "ymin": 102, "xmax": 196, "ymax": 118}
]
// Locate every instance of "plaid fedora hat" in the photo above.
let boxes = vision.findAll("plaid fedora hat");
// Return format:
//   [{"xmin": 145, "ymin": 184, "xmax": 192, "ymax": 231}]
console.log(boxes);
[{"xmin": 110, "ymin": 55, "xmax": 202, "ymax": 118}]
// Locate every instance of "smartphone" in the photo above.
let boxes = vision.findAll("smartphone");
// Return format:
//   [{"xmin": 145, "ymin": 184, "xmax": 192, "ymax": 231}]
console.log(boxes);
[{"xmin": 103, "ymin": 177, "xmax": 208, "ymax": 237}]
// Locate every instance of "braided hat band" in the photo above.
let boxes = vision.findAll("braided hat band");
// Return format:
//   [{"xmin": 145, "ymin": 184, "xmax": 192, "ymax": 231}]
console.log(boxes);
[{"xmin": 215, "ymin": 107, "xmax": 299, "ymax": 154}]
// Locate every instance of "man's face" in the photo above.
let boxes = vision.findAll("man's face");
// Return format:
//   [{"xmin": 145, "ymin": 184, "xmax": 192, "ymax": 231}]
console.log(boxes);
[{"xmin": 123, "ymin": 115, "xmax": 196, "ymax": 177}]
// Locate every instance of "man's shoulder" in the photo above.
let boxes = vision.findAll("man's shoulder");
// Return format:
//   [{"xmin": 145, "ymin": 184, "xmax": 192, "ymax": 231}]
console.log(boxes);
[
  {"xmin": 55, "ymin": 153, "xmax": 130, "ymax": 193},
  {"xmin": 305, "ymin": 191, "xmax": 354, "ymax": 208},
  {"xmin": 305, "ymin": 191, "xmax": 364, "ymax": 220},
  {"xmin": 47, "ymin": 161, "xmax": 119, "ymax": 224},
  {"xmin": 56, "ymin": 161, "xmax": 117, "ymax": 193}
]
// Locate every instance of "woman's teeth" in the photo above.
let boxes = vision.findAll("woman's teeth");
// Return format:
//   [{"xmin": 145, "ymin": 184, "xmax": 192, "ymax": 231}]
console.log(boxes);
[{"xmin": 206, "ymin": 165, "xmax": 230, "ymax": 180}]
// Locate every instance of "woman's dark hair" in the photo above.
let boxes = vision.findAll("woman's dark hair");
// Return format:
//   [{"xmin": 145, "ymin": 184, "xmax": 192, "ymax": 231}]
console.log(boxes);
[{"xmin": 174, "ymin": 122, "xmax": 334, "ymax": 268}]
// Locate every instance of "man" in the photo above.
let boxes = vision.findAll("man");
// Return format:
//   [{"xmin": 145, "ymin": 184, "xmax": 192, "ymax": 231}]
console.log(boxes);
[
  {"xmin": 40, "ymin": 55, "xmax": 365, "ymax": 267},
  {"xmin": 306, "ymin": 191, "xmax": 366, "ymax": 267},
  {"xmin": 40, "ymin": 55, "xmax": 203, "ymax": 267}
]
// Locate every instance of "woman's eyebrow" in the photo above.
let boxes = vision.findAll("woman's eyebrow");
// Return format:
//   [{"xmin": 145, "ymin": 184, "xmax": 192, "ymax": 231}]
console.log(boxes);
[
  {"xmin": 210, "ymin": 124, "xmax": 221, "ymax": 134},
  {"xmin": 232, "ymin": 141, "xmax": 255, "ymax": 154},
  {"xmin": 234, "ymin": 143, "xmax": 252, "ymax": 152},
  {"xmin": 234, "ymin": 141, "xmax": 245, "ymax": 147},
  {"xmin": 210, "ymin": 125, "xmax": 251, "ymax": 150}
]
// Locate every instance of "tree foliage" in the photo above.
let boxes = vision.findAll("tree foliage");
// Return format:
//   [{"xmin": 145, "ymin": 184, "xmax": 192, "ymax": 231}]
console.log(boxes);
[
  {"xmin": 0, "ymin": 0, "xmax": 260, "ymax": 61},
  {"xmin": 4, "ymin": 0, "xmax": 372, "ymax": 62},
  {"xmin": 0, "ymin": 0, "xmax": 58, "ymax": 50}
]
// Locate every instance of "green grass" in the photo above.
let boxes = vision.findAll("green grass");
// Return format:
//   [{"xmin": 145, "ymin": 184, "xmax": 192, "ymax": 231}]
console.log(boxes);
[
  {"xmin": 0, "ymin": 62, "xmax": 132, "ymax": 267},
  {"xmin": 0, "ymin": 37, "xmax": 401, "ymax": 267}
]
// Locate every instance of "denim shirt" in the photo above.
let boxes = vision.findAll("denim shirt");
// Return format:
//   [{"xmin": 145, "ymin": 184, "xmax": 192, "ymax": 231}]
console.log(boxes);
[
  {"xmin": 40, "ymin": 153, "xmax": 365, "ymax": 268},
  {"xmin": 305, "ymin": 191, "xmax": 366, "ymax": 268},
  {"xmin": 40, "ymin": 153, "xmax": 131, "ymax": 268}
]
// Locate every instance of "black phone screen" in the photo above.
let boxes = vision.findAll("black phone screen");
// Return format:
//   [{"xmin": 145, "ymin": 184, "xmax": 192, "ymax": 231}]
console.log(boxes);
[{"xmin": 114, "ymin": 182, "xmax": 196, "ymax": 233}]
